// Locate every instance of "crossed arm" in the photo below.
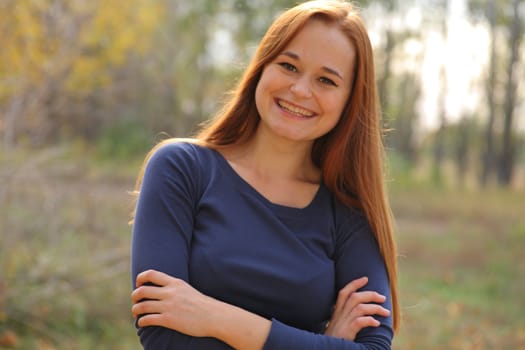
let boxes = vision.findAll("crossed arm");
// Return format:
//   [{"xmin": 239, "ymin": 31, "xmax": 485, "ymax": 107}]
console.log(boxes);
[
  {"xmin": 131, "ymin": 270, "xmax": 390, "ymax": 350},
  {"xmin": 130, "ymin": 144, "xmax": 393, "ymax": 349}
]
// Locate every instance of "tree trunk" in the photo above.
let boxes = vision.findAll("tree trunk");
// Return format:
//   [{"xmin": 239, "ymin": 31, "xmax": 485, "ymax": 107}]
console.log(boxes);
[
  {"xmin": 455, "ymin": 118, "xmax": 470, "ymax": 188},
  {"xmin": 498, "ymin": 0, "xmax": 521, "ymax": 186},
  {"xmin": 2, "ymin": 94, "xmax": 24, "ymax": 149},
  {"xmin": 432, "ymin": 0, "xmax": 449, "ymax": 185},
  {"xmin": 480, "ymin": 0, "xmax": 497, "ymax": 187}
]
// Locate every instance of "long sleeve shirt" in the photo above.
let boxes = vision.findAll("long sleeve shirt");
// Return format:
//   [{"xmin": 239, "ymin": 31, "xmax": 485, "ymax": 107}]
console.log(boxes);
[{"xmin": 131, "ymin": 141, "xmax": 393, "ymax": 349}]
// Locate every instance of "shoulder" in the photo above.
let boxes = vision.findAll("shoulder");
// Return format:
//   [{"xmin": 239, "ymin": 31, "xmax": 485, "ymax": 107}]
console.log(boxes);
[
  {"xmin": 149, "ymin": 138, "xmax": 208, "ymax": 162},
  {"xmin": 139, "ymin": 139, "xmax": 218, "ymax": 202},
  {"xmin": 331, "ymin": 197, "xmax": 375, "ymax": 247},
  {"xmin": 332, "ymin": 198, "xmax": 370, "ymax": 232},
  {"xmin": 146, "ymin": 138, "xmax": 217, "ymax": 172},
  {"xmin": 142, "ymin": 138, "xmax": 218, "ymax": 189}
]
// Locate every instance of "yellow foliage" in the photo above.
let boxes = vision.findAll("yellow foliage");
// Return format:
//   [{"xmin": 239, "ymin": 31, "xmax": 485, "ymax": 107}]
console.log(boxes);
[
  {"xmin": 0, "ymin": 0, "xmax": 165, "ymax": 98},
  {"xmin": 67, "ymin": 0, "xmax": 165, "ymax": 92},
  {"xmin": 0, "ymin": 1, "xmax": 48, "ymax": 86}
]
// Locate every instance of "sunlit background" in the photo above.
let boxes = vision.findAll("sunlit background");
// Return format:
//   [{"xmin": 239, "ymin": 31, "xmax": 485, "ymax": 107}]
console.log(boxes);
[{"xmin": 0, "ymin": 0, "xmax": 524, "ymax": 349}]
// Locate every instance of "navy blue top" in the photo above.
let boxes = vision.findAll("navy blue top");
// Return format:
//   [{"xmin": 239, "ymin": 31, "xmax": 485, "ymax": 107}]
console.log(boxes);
[{"xmin": 131, "ymin": 141, "xmax": 393, "ymax": 349}]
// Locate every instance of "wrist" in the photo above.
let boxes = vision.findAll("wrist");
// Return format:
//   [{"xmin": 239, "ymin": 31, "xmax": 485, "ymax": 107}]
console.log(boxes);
[
  {"xmin": 205, "ymin": 297, "xmax": 271, "ymax": 350},
  {"xmin": 200, "ymin": 294, "xmax": 228, "ymax": 338}
]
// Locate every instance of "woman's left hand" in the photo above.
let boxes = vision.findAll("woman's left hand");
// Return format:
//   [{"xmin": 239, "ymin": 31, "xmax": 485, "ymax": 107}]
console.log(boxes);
[
  {"xmin": 324, "ymin": 276, "xmax": 390, "ymax": 340},
  {"xmin": 131, "ymin": 270, "xmax": 216, "ymax": 337}
]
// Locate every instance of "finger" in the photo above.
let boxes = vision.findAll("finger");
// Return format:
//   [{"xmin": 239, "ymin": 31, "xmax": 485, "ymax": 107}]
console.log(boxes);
[
  {"xmin": 340, "ymin": 277, "xmax": 369, "ymax": 295},
  {"xmin": 131, "ymin": 299, "xmax": 162, "ymax": 319},
  {"xmin": 335, "ymin": 277, "xmax": 368, "ymax": 312},
  {"xmin": 346, "ymin": 291, "xmax": 386, "ymax": 309},
  {"xmin": 350, "ymin": 303, "xmax": 391, "ymax": 319},
  {"xmin": 137, "ymin": 313, "xmax": 165, "ymax": 328},
  {"xmin": 131, "ymin": 285, "xmax": 164, "ymax": 304},
  {"xmin": 136, "ymin": 269, "xmax": 172, "ymax": 288},
  {"xmin": 351, "ymin": 316, "xmax": 381, "ymax": 329}
]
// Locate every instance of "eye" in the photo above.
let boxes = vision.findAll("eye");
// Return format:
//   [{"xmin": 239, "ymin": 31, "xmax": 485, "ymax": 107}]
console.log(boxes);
[
  {"xmin": 319, "ymin": 77, "xmax": 337, "ymax": 87},
  {"xmin": 278, "ymin": 62, "xmax": 297, "ymax": 72}
]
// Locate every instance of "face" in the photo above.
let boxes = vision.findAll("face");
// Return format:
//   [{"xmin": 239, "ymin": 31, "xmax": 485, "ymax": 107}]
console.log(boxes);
[{"xmin": 255, "ymin": 19, "xmax": 355, "ymax": 144}]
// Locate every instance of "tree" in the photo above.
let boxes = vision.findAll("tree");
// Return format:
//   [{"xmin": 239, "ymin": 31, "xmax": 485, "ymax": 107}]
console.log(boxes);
[
  {"xmin": 366, "ymin": 0, "xmax": 421, "ymax": 165},
  {"xmin": 469, "ymin": 0, "xmax": 523, "ymax": 187},
  {"xmin": 479, "ymin": 0, "xmax": 498, "ymax": 186},
  {"xmin": 0, "ymin": 0, "xmax": 163, "ymax": 148},
  {"xmin": 498, "ymin": 0, "xmax": 522, "ymax": 186}
]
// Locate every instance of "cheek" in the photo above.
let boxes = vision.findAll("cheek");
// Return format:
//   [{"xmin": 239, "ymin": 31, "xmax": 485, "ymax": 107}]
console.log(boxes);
[
  {"xmin": 324, "ymin": 93, "xmax": 348, "ymax": 117},
  {"xmin": 322, "ymin": 95, "xmax": 348, "ymax": 132},
  {"xmin": 254, "ymin": 81, "xmax": 264, "ymax": 114},
  {"xmin": 255, "ymin": 72, "xmax": 274, "ymax": 112}
]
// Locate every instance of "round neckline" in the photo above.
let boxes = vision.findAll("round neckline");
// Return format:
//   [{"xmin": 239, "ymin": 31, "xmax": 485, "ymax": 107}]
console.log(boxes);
[{"xmin": 210, "ymin": 148, "xmax": 326, "ymax": 215}]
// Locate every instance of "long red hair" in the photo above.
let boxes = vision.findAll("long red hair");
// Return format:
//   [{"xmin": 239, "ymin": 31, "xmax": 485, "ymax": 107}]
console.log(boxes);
[{"xmin": 135, "ymin": 0, "xmax": 400, "ymax": 331}]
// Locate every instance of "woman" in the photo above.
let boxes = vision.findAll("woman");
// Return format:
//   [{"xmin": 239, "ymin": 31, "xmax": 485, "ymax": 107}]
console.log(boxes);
[{"xmin": 130, "ymin": 1, "xmax": 399, "ymax": 349}]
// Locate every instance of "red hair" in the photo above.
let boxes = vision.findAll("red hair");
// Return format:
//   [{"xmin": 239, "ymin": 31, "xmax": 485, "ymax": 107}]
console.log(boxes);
[{"xmin": 136, "ymin": 0, "xmax": 400, "ymax": 331}]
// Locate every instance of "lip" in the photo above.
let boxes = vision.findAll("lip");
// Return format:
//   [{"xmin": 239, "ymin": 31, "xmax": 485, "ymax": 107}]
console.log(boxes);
[{"xmin": 275, "ymin": 98, "xmax": 317, "ymax": 119}]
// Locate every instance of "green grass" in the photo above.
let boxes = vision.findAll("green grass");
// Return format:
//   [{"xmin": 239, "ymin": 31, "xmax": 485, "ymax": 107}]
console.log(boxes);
[
  {"xmin": 0, "ymin": 147, "xmax": 140, "ymax": 349},
  {"xmin": 391, "ymin": 188, "xmax": 525, "ymax": 349},
  {"xmin": 1, "ymin": 147, "xmax": 524, "ymax": 349}
]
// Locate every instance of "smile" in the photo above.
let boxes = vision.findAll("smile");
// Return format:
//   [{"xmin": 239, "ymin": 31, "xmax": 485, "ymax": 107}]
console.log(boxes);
[{"xmin": 276, "ymin": 99, "xmax": 316, "ymax": 118}]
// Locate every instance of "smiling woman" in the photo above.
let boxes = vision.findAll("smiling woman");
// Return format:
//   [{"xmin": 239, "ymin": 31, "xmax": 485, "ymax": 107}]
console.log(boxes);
[
  {"xmin": 254, "ymin": 19, "xmax": 355, "ymax": 143},
  {"xmin": 130, "ymin": 1, "xmax": 399, "ymax": 349}
]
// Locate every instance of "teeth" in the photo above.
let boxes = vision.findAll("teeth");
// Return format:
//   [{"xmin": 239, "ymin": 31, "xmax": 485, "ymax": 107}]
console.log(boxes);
[{"xmin": 278, "ymin": 100, "xmax": 314, "ymax": 117}]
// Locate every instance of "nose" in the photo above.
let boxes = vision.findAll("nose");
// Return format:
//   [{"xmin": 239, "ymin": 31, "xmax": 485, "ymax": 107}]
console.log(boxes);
[{"xmin": 290, "ymin": 77, "xmax": 312, "ymax": 98}]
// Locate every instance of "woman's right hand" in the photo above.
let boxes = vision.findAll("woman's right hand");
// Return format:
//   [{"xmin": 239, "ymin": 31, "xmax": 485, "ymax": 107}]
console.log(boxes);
[
  {"xmin": 324, "ymin": 276, "xmax": 390, "ymax": 341},
  {"xmin": 131, "ymin": 269, "xmax": 271, "ymax": 349},
  {"xmin": 131, "ymin": 270, "xmax": 218, "ymax": 337}
]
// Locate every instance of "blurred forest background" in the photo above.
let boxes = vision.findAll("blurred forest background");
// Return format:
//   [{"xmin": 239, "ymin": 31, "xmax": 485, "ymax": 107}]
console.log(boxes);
[{"xmin": 0, "ymin": 0, "xmax": 524, "ymax": 349}]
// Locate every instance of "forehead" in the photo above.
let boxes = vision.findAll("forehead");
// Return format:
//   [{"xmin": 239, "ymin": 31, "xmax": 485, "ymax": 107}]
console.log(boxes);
[{"xmin": 281, "ymin": 19, "xmax": 355, "ymax": 76}]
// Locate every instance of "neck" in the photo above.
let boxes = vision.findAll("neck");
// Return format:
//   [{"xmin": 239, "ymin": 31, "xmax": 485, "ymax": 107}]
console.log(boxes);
[{"xmin": 226, "ymin": 128, "xmax": 320, "ymax": 184}]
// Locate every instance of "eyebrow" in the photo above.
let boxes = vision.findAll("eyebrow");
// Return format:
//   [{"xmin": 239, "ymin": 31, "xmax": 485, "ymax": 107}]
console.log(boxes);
[{"xmin": 280, "ymin": 51, "xmax": 344, "ymax": 81}]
